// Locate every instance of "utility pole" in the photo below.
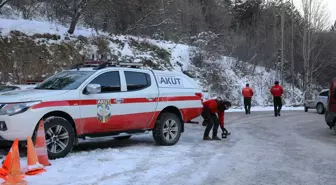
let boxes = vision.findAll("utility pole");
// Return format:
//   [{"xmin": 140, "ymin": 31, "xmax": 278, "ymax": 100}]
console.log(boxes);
[
  {"xmin": 291, "ymin": 0, "xmax": 295, "ymax": 98},
  {"xmin": 280, "ymin": 0, "xmax": 285, "ymax": 84}
]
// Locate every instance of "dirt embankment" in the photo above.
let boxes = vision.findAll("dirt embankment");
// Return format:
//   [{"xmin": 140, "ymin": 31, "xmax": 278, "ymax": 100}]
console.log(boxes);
[{"xmin": 0, "ymin": 31, "xmax": 171, "ymax": 84}]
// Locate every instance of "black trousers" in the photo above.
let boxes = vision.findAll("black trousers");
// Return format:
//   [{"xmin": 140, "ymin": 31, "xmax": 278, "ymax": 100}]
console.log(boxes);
[
  {"xmin": 201, "ymin": 106, "xmax": 220, "ymax": 137},
  {"xmin": 273, "ymin": 97, "xmax": 282, "ymax": 115},
  {"xmin": 244, "ymin": 97, "xmax": 252, "ymax": 113},
  {"xmin": 203, "ymin": 113, "xmax": 220, "ymax": 137}
]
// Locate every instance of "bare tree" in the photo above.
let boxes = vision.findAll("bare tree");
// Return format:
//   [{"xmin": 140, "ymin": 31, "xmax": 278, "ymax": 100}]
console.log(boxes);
[
  {"xmin": 331, "ymin": 21, "xmax": 336, "ymax": 31},
  {"xmin": 290, "ymin": 0, "xmax": 295, "ymax": 98},
  {"xmin": 0, "ymin": 0, "xmax": 11, "ymax": 9},
  {"xmin": 68, "ymin": 0, "xmax": 88, "ymax": 34},
  {"xmin": 9, "ymin": 0, "xmax": 44, "ymax": 19},
  {"xmin": 272, "ymin": 2, "xmax": 279, "ymax": 80},
  {"xmin": 47, "ymin": 0, "xmax": 90, "ymax": 34},
  {"xmin": 299, "ymin": 0, "xmax": 330, "ymax": 99}
]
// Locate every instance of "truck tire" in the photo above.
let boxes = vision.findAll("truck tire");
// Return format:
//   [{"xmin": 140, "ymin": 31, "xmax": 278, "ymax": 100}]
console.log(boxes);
[
  {"xmin": 114, "ymin": 136, "xmax": 132, "ymax": 140},
  {"xmin": 43, "ymin": 116, "xmax": 75, "ymax": 159},
  {"xmin": 316, "ymin": 103, "xmax": 325, "ymax": 114},
  {"xmin": 326, "ymin": 122, "xmax": 334, "ymax": 129},
  {"xmin": 152, "ymin": 113, "xmax": 182, "ymax": 146}
]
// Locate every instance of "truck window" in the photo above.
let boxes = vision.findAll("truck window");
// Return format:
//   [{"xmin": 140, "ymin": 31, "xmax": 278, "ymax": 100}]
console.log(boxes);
[
  {"xmin": 89, "ymin": 71, "xmax": 121, "ymax": 93},
  {"xmin": 125, "ymin": 71, "xmax": 151, "ymax": 91},
  {"xmin": 320, "ymin": 91, "xmax": 329, "ymax": 97}
]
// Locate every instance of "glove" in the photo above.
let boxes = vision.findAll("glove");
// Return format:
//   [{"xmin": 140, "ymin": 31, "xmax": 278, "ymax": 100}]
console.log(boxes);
[{"xmin": 222, "ymin": 128, "xmax": 231, "ymax": 138}]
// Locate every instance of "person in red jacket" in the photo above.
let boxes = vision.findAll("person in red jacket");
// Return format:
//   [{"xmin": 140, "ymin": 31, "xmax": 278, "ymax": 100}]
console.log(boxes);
[
  {"xmin": 242, "ymin": 83, "xmax": 254, "ymax": 114},
  {"xmin": 201, "ymin": 97, "xmax": 231, "ymax": 140},
  {"xmin": 270, "ymin": 81, "xmax": 284, "ymax": 117}
]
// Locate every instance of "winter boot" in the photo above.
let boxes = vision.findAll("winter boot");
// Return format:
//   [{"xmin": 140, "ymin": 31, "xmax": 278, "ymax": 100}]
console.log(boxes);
[{"xmin": 203, "ymin": 136, "xmax": 212, "ymax": 140}]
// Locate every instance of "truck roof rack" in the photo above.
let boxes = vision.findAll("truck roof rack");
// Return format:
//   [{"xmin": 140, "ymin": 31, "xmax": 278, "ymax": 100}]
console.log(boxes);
[
  {"xmin": 70, "ymin": 60, "xmax": 144, "ymax": 70},
  {"xmin": 93, "ymin": 62, "xmax": 143, "ymax": 70}
]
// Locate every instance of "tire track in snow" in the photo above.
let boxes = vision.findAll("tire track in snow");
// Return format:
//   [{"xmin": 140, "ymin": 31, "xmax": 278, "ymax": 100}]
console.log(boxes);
[
  {"xmin": 148, "ymin": 124, "xmax": 248, "ymax": 184},
  {"xmin": 107, "ymin": 140, "xmax": 197, "ymax": 185},
  {"xmin": 123, "ymin": 112, "xmax": 272, "ymax": 184}
]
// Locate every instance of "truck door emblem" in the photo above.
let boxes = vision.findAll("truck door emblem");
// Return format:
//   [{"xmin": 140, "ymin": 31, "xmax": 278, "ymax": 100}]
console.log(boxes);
[{"xmin": 97, "ymin": 99, "xmax": 112, "ymax": 123}]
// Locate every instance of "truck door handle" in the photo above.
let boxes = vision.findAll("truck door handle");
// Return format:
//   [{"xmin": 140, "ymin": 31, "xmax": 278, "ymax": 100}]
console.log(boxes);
[
  {"xmin": 146, "ymin": 97, "xmax": 155, "ymax": 101},
  {"xmin": 114, "ymin": 98, "xmax": 124, "ymax": 104}
]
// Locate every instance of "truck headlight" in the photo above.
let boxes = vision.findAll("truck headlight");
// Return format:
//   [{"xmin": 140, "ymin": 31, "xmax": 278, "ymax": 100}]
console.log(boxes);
[{"xmin": 0, "ymin": 101, "xmax": 41, "ymax": 116}]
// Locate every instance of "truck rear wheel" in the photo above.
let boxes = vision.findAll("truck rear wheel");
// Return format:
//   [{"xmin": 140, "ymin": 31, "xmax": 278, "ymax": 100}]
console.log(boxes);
[{"xmin": 152, "ymin": 113, "xmax": 182, "ymax": 146}]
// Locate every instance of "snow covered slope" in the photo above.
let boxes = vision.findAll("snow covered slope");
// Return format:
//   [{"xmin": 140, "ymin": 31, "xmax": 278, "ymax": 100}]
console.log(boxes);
[{"xmin": 0, "ymin": 18, "xmax": 305, "ymax": 106}]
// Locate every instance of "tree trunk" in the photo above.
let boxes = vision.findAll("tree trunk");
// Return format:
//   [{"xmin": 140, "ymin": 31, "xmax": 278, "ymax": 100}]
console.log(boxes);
[
  {"xmin": 272, "ymin": 4, "xmax": 278, "ymax": 81},
  {"xmin": 291, "ymin": 0, "xmax": 295, "ymax": 99},
  {"xmin": 302, "ymin": 10, "xmax": 308, "ymax": 98},
  {"xmin": 68, "ymin": 13, "xmax": 81, "ymax": 34},
  {"xmin": 102, "ymin": 13, "xmax": 108, "ymax": 32}
]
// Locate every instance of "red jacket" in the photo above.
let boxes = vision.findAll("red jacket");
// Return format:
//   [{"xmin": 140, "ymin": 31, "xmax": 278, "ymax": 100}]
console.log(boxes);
[
  {"xmin": 242, "ymin": 87, "xmax": 254, "ymax": 98},
  {"xmin": 270, "ymin": 85, "xmax": 284, "ymax": 97},
  {"xmin": 202, "ymin": 99, "xmax": 224, "ymax": 127}
]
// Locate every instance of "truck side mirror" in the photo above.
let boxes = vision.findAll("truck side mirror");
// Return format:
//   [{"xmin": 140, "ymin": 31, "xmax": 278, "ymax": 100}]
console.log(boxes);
[{"xmin": 86, "ymin": 84, "xmax": 101, "ymax": 94}]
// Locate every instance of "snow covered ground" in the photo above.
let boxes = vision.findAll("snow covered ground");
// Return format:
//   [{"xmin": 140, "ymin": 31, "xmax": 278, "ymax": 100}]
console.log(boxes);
[
  {"xmin": 226, "ymin": 106, "xmax": 303, "ymax": 112},
  {"xmin": 0, "ymin": 18, "xmax": 101, "ymax": 38},
  {"xmin": 0, "ymin": 110, "xmax": 334, "ymax": 185}
]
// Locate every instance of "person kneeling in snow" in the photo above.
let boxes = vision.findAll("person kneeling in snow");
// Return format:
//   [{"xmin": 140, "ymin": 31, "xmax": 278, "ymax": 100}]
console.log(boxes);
[{"xmin": 201, "ymin": 97, "xmax": 231, "ymax": 140}]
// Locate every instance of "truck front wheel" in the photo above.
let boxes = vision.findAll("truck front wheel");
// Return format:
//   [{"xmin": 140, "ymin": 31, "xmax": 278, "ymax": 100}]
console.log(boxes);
[
  {"xmin": 152, "ymin": 113, "xmax": 182, "ymax": 146},
  {"xmin": 43, "ymin": 117, "xmax": 75, "ymax": 159}
]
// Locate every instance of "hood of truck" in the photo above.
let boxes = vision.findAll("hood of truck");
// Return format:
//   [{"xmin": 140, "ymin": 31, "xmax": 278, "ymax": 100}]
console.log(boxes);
[{"xmin": 0, "ymin": 89, "xmax": 69, "ymax": 103}]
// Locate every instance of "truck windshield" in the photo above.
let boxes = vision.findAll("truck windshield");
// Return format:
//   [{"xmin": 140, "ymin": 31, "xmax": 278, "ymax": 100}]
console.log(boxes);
[{"xmin": 35, "ymin": 71, "xmax": 95, "ymax": 90}]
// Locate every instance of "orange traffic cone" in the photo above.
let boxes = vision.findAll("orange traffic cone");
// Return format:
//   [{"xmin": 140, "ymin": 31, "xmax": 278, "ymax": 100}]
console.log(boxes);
[
  {"xmin": 0, "ymin": 168, "xmax": 7, "ymax": 180},
  {"xmin": 25, "ymin": 136, "xmax": 45, "ymax": 175},
  {"xmin": 0, "ymin": 139, "xmax": 19, "ymax": 180},
  {"xmin": 35, "ymin": 120, "xmax": 51, "ymax": 166},
  {"xmin": 1, "ymin": 138, "xmax": 27, "ymax": 185}
]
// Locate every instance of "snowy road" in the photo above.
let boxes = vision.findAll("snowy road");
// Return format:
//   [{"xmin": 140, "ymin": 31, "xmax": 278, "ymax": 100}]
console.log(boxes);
[{"xmin": 1, "ymin": 110, "xmax": 336, "ymax": 185}]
